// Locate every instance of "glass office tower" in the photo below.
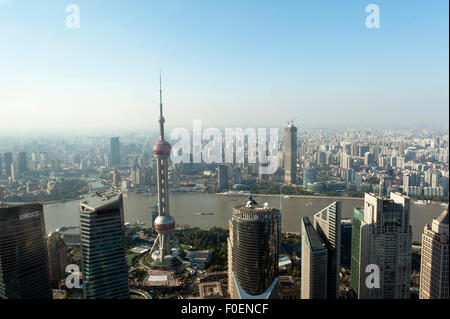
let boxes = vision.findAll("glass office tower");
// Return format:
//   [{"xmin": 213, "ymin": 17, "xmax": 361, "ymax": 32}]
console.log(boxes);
[
  {"xmin": 228, "ymin": 197, "xmax": 281, "ymax": 299},
  {"xmin": 0, "ymin": 203, "xmax": 52, "ymax": 299},
  {"xmin": 80, "ymin": 190, "xmax": 130, "ymax": 299}
]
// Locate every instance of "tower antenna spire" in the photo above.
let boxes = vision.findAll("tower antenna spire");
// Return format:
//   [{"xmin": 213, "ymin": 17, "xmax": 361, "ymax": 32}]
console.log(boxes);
[{"xmin": 159, "ymin": 69, "xmax": 165, "ymax": 140}]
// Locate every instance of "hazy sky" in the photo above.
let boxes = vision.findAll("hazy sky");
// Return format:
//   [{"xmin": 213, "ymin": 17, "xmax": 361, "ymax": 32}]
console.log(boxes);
[{"xmin": 0, "ymin": 0, "xmax": 448, "ymax": 133}]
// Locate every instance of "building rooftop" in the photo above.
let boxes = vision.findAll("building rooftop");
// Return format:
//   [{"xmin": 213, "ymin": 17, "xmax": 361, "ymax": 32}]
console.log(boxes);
[
  {"xmin": 436, "ymin": 206, "xmax": 448, "ymax": 225},
  {"xmin": 234, "ymin": 196, "xmax": 280, "ymax": 214},
  {"xmin": 79, "ymin": 189, "xmax": 121, "ymax": 211},
  {"xmin": 302, "ymin": 217, "xmax": 326, "ymax": 252},
  {"xmin": 56, "ymin": 226, "xmax": 80, "ymax": 236}
]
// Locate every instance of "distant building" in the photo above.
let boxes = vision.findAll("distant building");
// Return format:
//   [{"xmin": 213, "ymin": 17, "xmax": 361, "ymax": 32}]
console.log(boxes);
[
  {"xmin": 284, "ymin": 124, "xmax": 297, "ymax": 184},
  {"xmin": 4, "ymin": 152, "xmax": 12, "ymax": 177},
  {"xmin": 0, "ymin": 203, "xmax": 52, "ymax": 299},
  {"xmin": 130, "ymin": 159, "xmax": 142, "ymax": 185},
  {"xmin": 351, "ymin": 193, "xmax": 412, "ymax": 299},
  {"xmin": 218, "ymin": 164, "xmax": 229, "ymax": 190},
  {"xmin": 303, "ymin": 168, "xmax": 316, "ymax": 188},
  {"xmin": 47, "ymin": 231, "xmax": 70, "ymax": 288},
  {"xmin": 110, "ymin": 137, "xmax": 120, "ymax": 166},
  {"xmin": 278, "ymin": 275, "xmax": 300, "ymax": 299},
  {"xmin": 198, "ymin": 281, "xmax": 224, "ymax": 299},
  {"xmin": 228, "ymin": 197, "xmax": 280, "ymax": 299},
  {"xmin": 79, "ymin": 190, "xmax": 130, "ymax": 299},
  {"xmin": 58, "ymin": 226, "xmax": 81, "ymax": 247},
  {"xmin": 364, "ymin": 152, "xmax": 374, "ymax": 167},
  {"xmin": 234, "ymin": 167, "xmax": 243, "ymax": 185},
  {"xmin": 419, "ymin": 207, "xmax": 449, "ymax": 299},
  {"xmin": 17, "ymin": 152, "xmax": 27, "ymax": 175},
  {"xmin": 112, "ymin": 169, "xmax": 121, "ymax": 186}
]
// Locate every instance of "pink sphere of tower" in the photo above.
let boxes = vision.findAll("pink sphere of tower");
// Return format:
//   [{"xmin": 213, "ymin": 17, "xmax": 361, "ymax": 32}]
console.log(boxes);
[
  {"xmin": 153, "ymin": 140, "xmax": 171, "ymax": 156},
  {"xmin": 154, "ymin": 215, "xmax": 175, "ymax": 234}
]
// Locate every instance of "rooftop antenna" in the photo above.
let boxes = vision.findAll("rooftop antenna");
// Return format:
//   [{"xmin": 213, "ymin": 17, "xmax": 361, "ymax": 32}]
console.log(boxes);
[{"xmin": 159, "ymin": 69, "xmax": 165, "ymax": 141}]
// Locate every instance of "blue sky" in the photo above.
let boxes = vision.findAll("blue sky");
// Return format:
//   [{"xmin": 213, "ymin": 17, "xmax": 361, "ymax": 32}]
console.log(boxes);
[{"xmin": 0, "ymin": 0, "xmax": 448, "ymax": 133}]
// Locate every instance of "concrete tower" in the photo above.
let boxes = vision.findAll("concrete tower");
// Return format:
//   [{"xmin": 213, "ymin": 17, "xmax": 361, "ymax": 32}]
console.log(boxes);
[{"xmin": 151, "ymin": 73, "xmax": 176, "ymax": 268}]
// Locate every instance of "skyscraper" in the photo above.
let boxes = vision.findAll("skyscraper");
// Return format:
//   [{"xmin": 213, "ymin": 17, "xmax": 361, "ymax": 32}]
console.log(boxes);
[
  {"xmin": 218, "ymin": 164, "xmax": 229, "ymax": 190},
  {"xmin": 301, "ymin": 216, "xmax": 328, "ymax": 299},
  {"xmin": 303, "ymin": 167, "xmax": 316, "ymax": 188},
  {"xmin": 150, "ymin": 74, "xmax": 176, "ymax": 268},
  {"xmin": 228, "ymin": 197, "xmax": 281, "ymax": 299},
  {"xmin": 79, "ymin": 190, "xmax": 130, "ymax": 299},
  {"xmin": 17, "ymin": 152, "xmax": 27, "ymax": 174},
  {"xmin": 4, "ymin": 152, "xmax": 12, "ymax": 177},
  {"xmin": 351, "ymin": 193, "xmax": 412, "ymax": 299},
  {"xmin": 313, "ymin": 201, "xmax": 342, "ymax": 299},
  {"xmin": 419, "ymin": 207, "xmax": 449, "ymax": 299},
  {"xmin": 110, "ymin": 137, "xmax": 120, "ymax": 166},
  {"xmin": 340, "ymin": 218, "xmax": 352, "ymax": 269},
  {"xmin": 284, "ymin": 123, "xmax": 297, "ymax": 184},
  {"xmin": 0, "ymin": 203, "xmax": 52, "ymax": 299}
]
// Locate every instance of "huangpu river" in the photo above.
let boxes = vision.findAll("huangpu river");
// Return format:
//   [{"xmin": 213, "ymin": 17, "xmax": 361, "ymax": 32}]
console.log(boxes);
[{"xmin": 43, "ymin": 191, "xmax": 447, "ymax": 242}]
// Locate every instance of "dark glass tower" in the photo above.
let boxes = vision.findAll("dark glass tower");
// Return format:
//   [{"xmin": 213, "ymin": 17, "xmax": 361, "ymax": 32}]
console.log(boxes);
[
  {"xmin": 0, "ymin": 203, "xmax": 52, "ymax": 299},
  {"xmin": 229, "ymin": 197, "xmax": 281, "ymax": 298},
  {"xmin": 4, "ymin": 152, "xmax": 13, "ymax": 178},
  {"xmin": 284, "ymin": 123, "xmax": 297, "ymax": 184},
  {"xmin": 79, "ymin": 190, "xmax": 130, "ymax": 299}
]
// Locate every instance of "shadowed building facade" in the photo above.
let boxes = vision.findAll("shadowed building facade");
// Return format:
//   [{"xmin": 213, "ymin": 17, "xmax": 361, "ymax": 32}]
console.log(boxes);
[
  {"xmin": 0, "ymin": 203, "xmax": 52, "ymax": 299},
  {"xmin": 301, "ymin": 216, "xmax": 328, "ymax": 299}
]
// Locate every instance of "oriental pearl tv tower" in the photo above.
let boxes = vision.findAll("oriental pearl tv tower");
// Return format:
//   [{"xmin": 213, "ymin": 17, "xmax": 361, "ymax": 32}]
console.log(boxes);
[{"xmin": 151, "ymin": 73, "xmax": 177, "ymax": 268}]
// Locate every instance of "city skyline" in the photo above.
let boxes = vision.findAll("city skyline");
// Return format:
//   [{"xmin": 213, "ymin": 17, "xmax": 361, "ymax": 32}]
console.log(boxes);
[
  {"xmin": 0, "ymin": 0, "xmax": 448, "ymax": 303},
  {"xmin": 0, "ymin": 0, "xmax": 449, "ymax": 133}
]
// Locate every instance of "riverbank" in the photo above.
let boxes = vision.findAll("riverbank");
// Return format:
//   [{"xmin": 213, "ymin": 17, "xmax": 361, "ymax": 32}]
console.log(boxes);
[{"xmin": 243, "ymin": 193, "xmax": 365, "ymax": 201}]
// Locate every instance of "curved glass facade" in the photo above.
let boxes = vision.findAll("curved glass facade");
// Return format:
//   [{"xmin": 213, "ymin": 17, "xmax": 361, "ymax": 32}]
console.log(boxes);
[{"xmin": 231, "ymin": 205, "xmax": 281, "ymax": 296}]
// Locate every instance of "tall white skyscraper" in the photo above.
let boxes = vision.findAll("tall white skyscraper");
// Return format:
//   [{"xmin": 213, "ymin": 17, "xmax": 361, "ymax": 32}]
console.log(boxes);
[
  {"xmin": 351, "ymin": 193, "xmax": 412, "ymax": 299},
  {"xmin": 313, "ymin": 201, "xmax": 342, "ymax": 299},
  {"xmin": 419, "ymin": 207, "xmax": 449, "ymax": 299}
]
